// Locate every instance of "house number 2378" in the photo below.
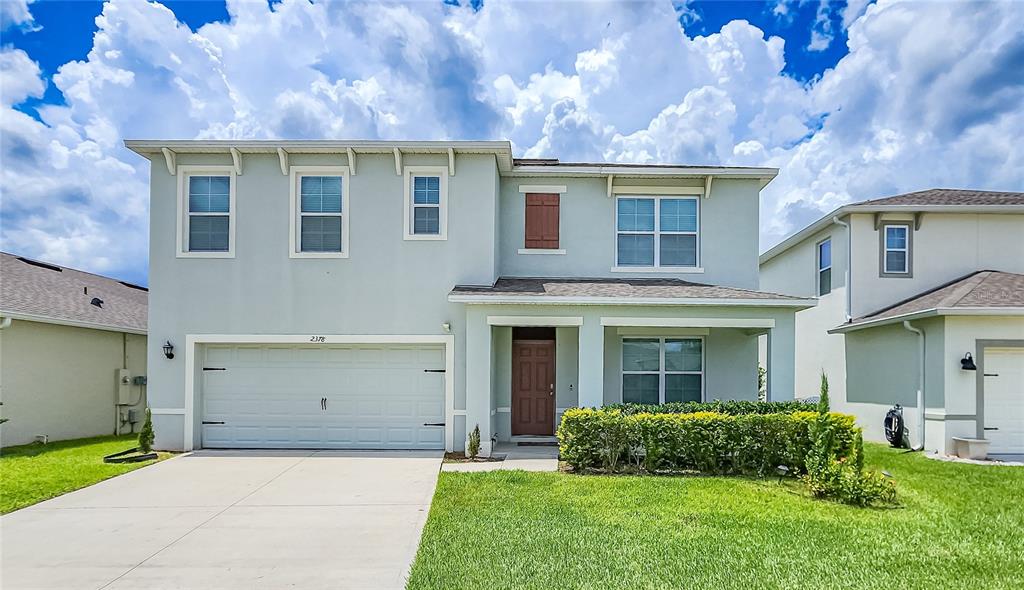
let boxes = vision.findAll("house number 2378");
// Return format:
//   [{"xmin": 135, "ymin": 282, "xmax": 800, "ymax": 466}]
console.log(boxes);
[{"xmin": 309, "ymin": 336, "xmax": 326, "ymax": 343}]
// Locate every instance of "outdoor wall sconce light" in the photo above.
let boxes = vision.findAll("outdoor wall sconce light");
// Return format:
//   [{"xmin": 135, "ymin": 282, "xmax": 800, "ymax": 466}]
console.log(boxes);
[
  {"xmin": 960, "ymin": 352, "xmax": 977, "ymax": 371},
  {"xmin": 162, "ymin": 340, "xmax": 175, "ymax": 360}
]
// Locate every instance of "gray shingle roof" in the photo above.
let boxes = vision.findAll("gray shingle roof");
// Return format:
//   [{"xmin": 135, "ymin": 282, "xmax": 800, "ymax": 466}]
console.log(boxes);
[
  {"xmin": 450, "ymin": 277, "xmax": 808, "ymax": 302},
  {"xmin": 856, "ymin": 189, "xmax": 1024, "ymax": 207},
  {"xmin": 0, "ymin": 252, "xmax": 147, "ymax": 332},
  {"xmin": 844, "ymin": 270, "xmax": 1024, "ymax": 328}
]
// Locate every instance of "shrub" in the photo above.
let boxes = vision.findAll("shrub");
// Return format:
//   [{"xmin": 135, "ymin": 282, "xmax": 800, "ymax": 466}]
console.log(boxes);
[
  {"xmin": 558, "ymin": 408, "xmax": 857, "ymax": 475},
  {"xmin": 138, "ymin": 408, "xmax": 155, "ymax": 454},
  {"xmin": 604, "ymin": 399, "xmax": 814, "ymax": 417},
  {"xmin": 467, "ymin": 425, "xmax": 481, "ymax": 459}
]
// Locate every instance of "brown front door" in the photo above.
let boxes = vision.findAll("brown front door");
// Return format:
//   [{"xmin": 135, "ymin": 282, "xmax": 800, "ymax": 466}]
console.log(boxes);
[{"xmin": 512, "ymin": 340, "xmax": 556, "ymax": 436}]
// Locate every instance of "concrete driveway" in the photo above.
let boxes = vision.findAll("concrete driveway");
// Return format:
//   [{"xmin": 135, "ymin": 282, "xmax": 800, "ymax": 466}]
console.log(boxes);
[{"xmin": 1, "ymin": 450, "xmax": 442, "ymax": 590}]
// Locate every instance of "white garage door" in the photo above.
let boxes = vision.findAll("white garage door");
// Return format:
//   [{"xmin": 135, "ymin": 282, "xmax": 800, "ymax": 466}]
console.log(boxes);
[
  {"xmin": 201, "ymin": 344, "xmax": 445, "ymax": 449},
  {"xmin": 983, "ymin": 347, "xmax": 1024, "ymax": 455}
]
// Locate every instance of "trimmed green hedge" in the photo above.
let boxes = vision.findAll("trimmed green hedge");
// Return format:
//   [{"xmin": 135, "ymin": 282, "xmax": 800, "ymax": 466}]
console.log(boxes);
[
  {"xmin": 558, "ymin": 408, "xmax": 858, "ymax": 476},
  {"xmin": 604, "ymin": 400, "xmax": 814, "ymax": 416}
]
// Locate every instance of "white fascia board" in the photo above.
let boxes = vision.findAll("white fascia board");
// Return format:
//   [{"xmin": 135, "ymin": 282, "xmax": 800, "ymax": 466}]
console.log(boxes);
[
  {"xmin": 507, "ymin": 165, "xmax": 777, "ymax": 179},
  {"xmin": 0, "ymin": 311, "xmax": 146, "ymax": 335},
  {"xmin": 827, "ymin": 307, "xmax": 1024, "ymax": 334},
  {"xmin": 487, "ymin": 316, "xmax": 584, "ymax": 327},
  {"xmin": 601, "ymin": 317, "xmax": 775, "ymax": 328},
  {"xmin": 518, "ymin": 184, "xmax": 567, "ymax": 193},
  {"xmin": 448, "ymin": 294, "xmax": 815, "ymax": 307}
]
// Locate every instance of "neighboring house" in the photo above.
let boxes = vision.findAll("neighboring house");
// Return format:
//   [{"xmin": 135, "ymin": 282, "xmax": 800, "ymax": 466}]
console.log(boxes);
[
  {"xmin": 125, "ymin": 140, "xmax": 813, "ymax": 456},
  {"xmin": 760, "ymin": 190, "xmax": 1024, "ymax": 456},
  {"xmin": 0, "ymin": 253, "xmax": 148, "ymax": 447}
]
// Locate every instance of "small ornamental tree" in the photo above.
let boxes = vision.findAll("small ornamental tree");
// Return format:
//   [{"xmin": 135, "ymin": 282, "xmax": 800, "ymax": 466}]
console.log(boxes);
[
  {"xmin": 467, "ymin": 425, "xmax": 481, "ymax": 459},
  {"xmin": 138, "ymin": 408, "xmax": 155, "ymax": 453}
]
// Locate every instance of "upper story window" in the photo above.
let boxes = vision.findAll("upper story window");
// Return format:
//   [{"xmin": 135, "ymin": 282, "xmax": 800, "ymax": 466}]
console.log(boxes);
[
  {"xmin": 621, "ymin": 337, "xmax": 704, "ymax": 404},
  {"xmin": 177, "ymin": 166, "xmax": 235, "ymax": 258},
  {"xmin": 289, "ymin": 166, "xmax": 349, "ymax": 258},
  {"xmin": 881, "ymin": 223, "xmax": 912, "ymax": 277},
  {"xmin": 615, "ymin": 196, "xmax": 699, "ymax": 269},
  {"xmin": 403, "ymin": 166, "xmax": 448, "ymax": 240},
  {"xmin": 817, "ymin": 238, "xmax": 832, "ymax": 296}
]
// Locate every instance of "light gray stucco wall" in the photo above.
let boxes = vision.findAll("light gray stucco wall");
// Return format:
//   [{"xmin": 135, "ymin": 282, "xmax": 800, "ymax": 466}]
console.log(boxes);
[
  {"xmin": 498, "ymin": 177, "xmax": 762, "ymax": 289},
  {"xmin": 1, "ymin": 320, "xmax": 147, "ymax": 447},
  {"xmin": 147, "ymin": 152, "xmax": 500, "ymax": 450}
]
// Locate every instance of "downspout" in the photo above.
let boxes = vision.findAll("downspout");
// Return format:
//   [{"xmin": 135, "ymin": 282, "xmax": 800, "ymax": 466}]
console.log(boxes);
[
  {"xmin": 902, "ymin": 321, "xmax": 926, "ymax": 450},
  {"xmin": 831, "ymin": 216, "xmax": 852, "ymax": 322}
]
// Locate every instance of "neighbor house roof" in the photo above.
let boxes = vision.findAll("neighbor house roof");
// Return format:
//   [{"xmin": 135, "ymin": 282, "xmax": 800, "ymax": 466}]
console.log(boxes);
[
  {"xmin": 449, "ymin": 277, "xmax": 815, "ymax": 307},
  {"xmin": 0, "ymin": 252, "xmax": 147, "ymax": 334},
  {"xmin": 760, "ymin": 189, "xmax": 1024, "ymax": 265},
  {"xmin": 123, "ymin": 139, "xmax": 778, "ymax": 185},
  {"xmin": 829, "ymin": 271, "xmax": 1024, "ymax": 333}
]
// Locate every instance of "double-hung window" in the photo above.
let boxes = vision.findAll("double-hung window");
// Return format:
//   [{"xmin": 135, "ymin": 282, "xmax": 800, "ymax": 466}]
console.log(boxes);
[
  {"xmin": 881, "ymin": 224, "xmax": 911, "ymax": 276},
  {"xmin": 178, "ymin": 166, "xmax": 235, "ymax": 257},
  {"xmin": 616, "ymin": 196, "xmax": 699, "ymax": 268},
  {"xmin": 621, "ymin": 338, "xmax": 704, "ymax": 404},
  {"xmin": 817, "ymin": 238, "xmax": 832, "ymax": 296},
  {"xmin": 404, "ymin": 166, "xmax": 448, "ymax": 240},
  {"xmin": 289, "ymin": 166, "xmax": 349, "ymax": 258}
]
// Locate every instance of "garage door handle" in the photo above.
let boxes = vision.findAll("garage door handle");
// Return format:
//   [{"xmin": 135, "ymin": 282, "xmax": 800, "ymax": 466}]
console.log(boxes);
[
  {"xmin": 423, "ymin": 422, "xmax": 445, "ymax": 427},
  {"xmin": 203, "ymin": 367, "xmax": 226, "ymax": 371},
  {"xmin": 984, "ymin": 427, "xmax": 999, "ymax": 431},
  {"xmin": 983, "ymin": 373, "xmax": 999, "ymax": 377},
  {"xmin": 202, "ymin": 421, "xmax": 225, "ymax": 425},
  {"xmin": 424, "ymin": 369, "xmax": 446, "ymax": 373}
]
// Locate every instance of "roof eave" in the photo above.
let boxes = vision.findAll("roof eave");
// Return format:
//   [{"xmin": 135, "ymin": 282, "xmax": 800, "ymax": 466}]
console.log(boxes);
[
  {"xmin": 828, "ymin": 306, "xmax": 1024, "ymax": 334},
  {"xmin": 0, "ymin": 311, "xmax": 147, "ymax": 335},
  {"xmin": 447, "ymin": 294, "xmax": 816, "ymax": 308}
]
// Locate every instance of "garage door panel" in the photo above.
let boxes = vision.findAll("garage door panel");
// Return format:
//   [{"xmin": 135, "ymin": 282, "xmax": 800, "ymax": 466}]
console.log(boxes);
[
  {"xmin": 201, "ymin": 343, "xmax": 445, "ymax": 450},
  {"xmin": 984, "ymin": 348, "xmax": 1024, "ymax": 455}
]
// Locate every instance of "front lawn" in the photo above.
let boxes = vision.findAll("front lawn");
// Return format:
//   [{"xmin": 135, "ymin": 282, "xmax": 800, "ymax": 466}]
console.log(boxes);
[
  {"xmin": 0, "ymin": 434, "xmax": 169, "ymax": 514},
  {"xmin": 407, "ymin": 444, "xmax": 1024, "ymax": 589}
]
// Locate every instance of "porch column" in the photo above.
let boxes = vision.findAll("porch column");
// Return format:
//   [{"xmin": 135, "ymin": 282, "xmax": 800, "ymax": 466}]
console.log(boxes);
[
  {"xmin": 464, "ymin": 307, "xmax": 494, "ymax": 456},
  {"xmin": 768, "ymin": 314, "xmax": 797, "ymax": 400},
  {"xmin": 577, "ymin": 315, "xmax": 604, "ymax": 408}
]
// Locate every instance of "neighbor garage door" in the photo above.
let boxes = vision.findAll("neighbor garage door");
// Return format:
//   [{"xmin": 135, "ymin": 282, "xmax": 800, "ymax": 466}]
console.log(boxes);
[
  {"xmin": 200, "ymin": 343, "xmax": 445, "ymax": 449},
  {"xmin": 983, "ymin": 347, "xmax": 1024, "ymax": 455}
]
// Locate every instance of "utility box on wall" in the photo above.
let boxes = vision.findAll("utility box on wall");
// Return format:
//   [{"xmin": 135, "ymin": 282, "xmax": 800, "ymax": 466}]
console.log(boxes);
[{"xmin": 116, "ymin": 369, "xmax": 132, "ymax": 405}]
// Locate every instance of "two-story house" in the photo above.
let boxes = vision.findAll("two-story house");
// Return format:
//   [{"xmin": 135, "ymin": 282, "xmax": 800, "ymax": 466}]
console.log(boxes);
[
  {"xmin": 126, "ymin": 140, "xmax": 813, "ymax": 456},
  {"xmin": 760, "ymin": 189, "xmax": 1024, "ymax": 457}
]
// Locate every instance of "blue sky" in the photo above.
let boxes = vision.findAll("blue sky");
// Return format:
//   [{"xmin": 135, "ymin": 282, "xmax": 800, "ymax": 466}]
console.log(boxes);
[{"xmin": 1, "ymin": 0, "xmax": 1022, "ymax": 285}]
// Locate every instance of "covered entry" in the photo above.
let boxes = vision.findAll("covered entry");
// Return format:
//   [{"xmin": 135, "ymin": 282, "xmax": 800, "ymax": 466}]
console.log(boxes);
[{"xmin": 199, "ymin": 342, "xmax": 446, "ymax": 449}]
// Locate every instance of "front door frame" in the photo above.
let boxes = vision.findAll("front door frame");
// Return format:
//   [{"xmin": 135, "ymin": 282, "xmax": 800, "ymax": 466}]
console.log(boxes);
[{"xmin": 511, "ymin": 338, "xmax": 556, "ymax": 436}]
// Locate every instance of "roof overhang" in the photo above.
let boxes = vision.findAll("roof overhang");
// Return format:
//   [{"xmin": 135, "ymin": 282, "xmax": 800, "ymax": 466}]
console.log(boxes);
[
  {"xmin": 0, "ymin": 310, "xmax": 147, "ymax": 335},
  {"xmin": 507, "ymin": 164, "xmax": 778, "ymax": 188},
  {"xmin": 828, "ymin": 306, "xmax": 1024, "ymax": 334},
  {"xmin": 760, "ymin": 204, "xmax": 1024, "ymax": 265},
  {"xmin": 447, "ymin": 294, "xmax": 816, "ymax": 308}
]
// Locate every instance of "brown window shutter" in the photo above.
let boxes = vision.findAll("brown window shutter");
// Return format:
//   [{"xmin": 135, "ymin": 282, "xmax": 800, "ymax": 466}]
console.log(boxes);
[{"xmin": 524, "ymin": 193, "xmax": 559, "ymax": 249}]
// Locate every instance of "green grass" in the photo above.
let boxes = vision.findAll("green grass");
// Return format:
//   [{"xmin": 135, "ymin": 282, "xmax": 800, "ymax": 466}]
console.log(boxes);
[
  {"xmin": 407, "ymin": 444, "xmax": 1024, "ymax": 589},
  {"xmin": 0, "ymin": 434, "xmax": 169, "ymax": 514}
]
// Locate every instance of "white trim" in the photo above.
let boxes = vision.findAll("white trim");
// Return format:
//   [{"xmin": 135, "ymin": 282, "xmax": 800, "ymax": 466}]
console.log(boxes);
[
  {"xmin": 150, "ymin": 408, "xmax": 186, "ymax": 415},
  {"xmin": 176, "ymin": 165, "xmax": 236, "ymax": 259},
  {"xmin": 183, "ymin": 333, "xmax": 455, "ymax": 453},
  {"xmin": 288, "ymin": 165, "xmax": 350, "ymax": 259},
  {"xmin": 453, "ymin": 409, "xmax": 467, "ymax": 416},
  {"xmin": 487, "ymin": 315, "xmax": 583, "ymax": 327},
  {"xmin": 518, "ymin": 248, "xmax": 566, "ymax": 255},
  {"xmin": 614, "ymin": 195, "xmax": 701, "ymax": 270},
  {"xmin": 829, "ymin": 307, "xmax": 1024, "ymax": 334},
  {"xmin": 448, "ymin": 147, "xmax": 456, "ymax": 176},
  {"xmin": 276, "ymin": 148, "xmax": 288, "ymax": 175},
  {"xmin": 403, "ymin": 166, "xmax": 449, "ymax": 241},
  {"xmin": 393, "ymin": 147, "xmax": 402, "ymax": 175},
  {"xmin": 601, "ymin": 317, "xmax": 776, "ymax": 328},
  {"xmin": 229, "ymin": 147, "xmax": 242, "ymax": 175},
  {"xmin": 518, "ymin": 184, "xmax": 567, "ymax": 194},
  {"xmin": 704, "ymin": 175, "xmax": 713, "ymax": 198},
  {"xmin": 161, "ymin": 147, "xmax": 176, "ymax": 176},
  {"xmin": 616, "ymin": 327, "xmax": 710, "ymax": 336},
  {"xmin": 621, "ymin": 336, "xmax": 705, "ymax": 404},
  {"xmin": 449, "ymin": 294, "xmax": 815, "ymax": 307},
  {"xmin": 496, "ymin": 407, "xmax": 511, "ymax": 413},
  {"xmin": 882, "ymin": 224, "xmax": 910, "ymax": 274},
  {"xmin": 0, "ymin": 311, "xmax": 147, "ymax": 335},
  {"xmin": 346, "ymin": 147, "xmax": 357, "ymax": 175},
  {"xmin": 611, "ymin": 266, "xmax": 705, "ymax": 274},
  {"xmin": 612, "ymin": 185, "xmax": 703, "ymax": 196},
  {"xmin": 606, "ymin": 174, "xmax": 614, "ymax": 198}
]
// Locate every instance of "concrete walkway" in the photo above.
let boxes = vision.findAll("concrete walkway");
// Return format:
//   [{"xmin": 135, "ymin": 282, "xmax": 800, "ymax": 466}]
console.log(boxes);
[
  {"xmin": 1, "ymin": 449, "xmax": 442, "ymax": 590},
  {"xmin": 442, "ymin": 443, "xmax": 559, "ymax": 472}
]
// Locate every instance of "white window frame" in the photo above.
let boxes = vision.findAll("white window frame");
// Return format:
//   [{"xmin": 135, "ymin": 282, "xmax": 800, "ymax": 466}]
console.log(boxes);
[
  {"xmin": 621, "ymin": 337, "xmax": 705, "ymax": 404},
  {"xmin": 612, "ymin": 195, "xmax": 702, "ymax": 273},
  {"xmin": 403, "ymin": 166, "xmax": 449, "ymax": 241},
  {"xmin": 883, "ymin": 224, "xmax": 910, "ymax": 274},
  {"xmin": 289, "ymin": 165, "xmax": 350, "ymax": 259},
  {"xmin": 177, "ymin": 165, "xmax": 236, "ymax": 259},
  {"xmin": 817, "ymin": 237, "xmax": 832, "ymax": 296}
]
